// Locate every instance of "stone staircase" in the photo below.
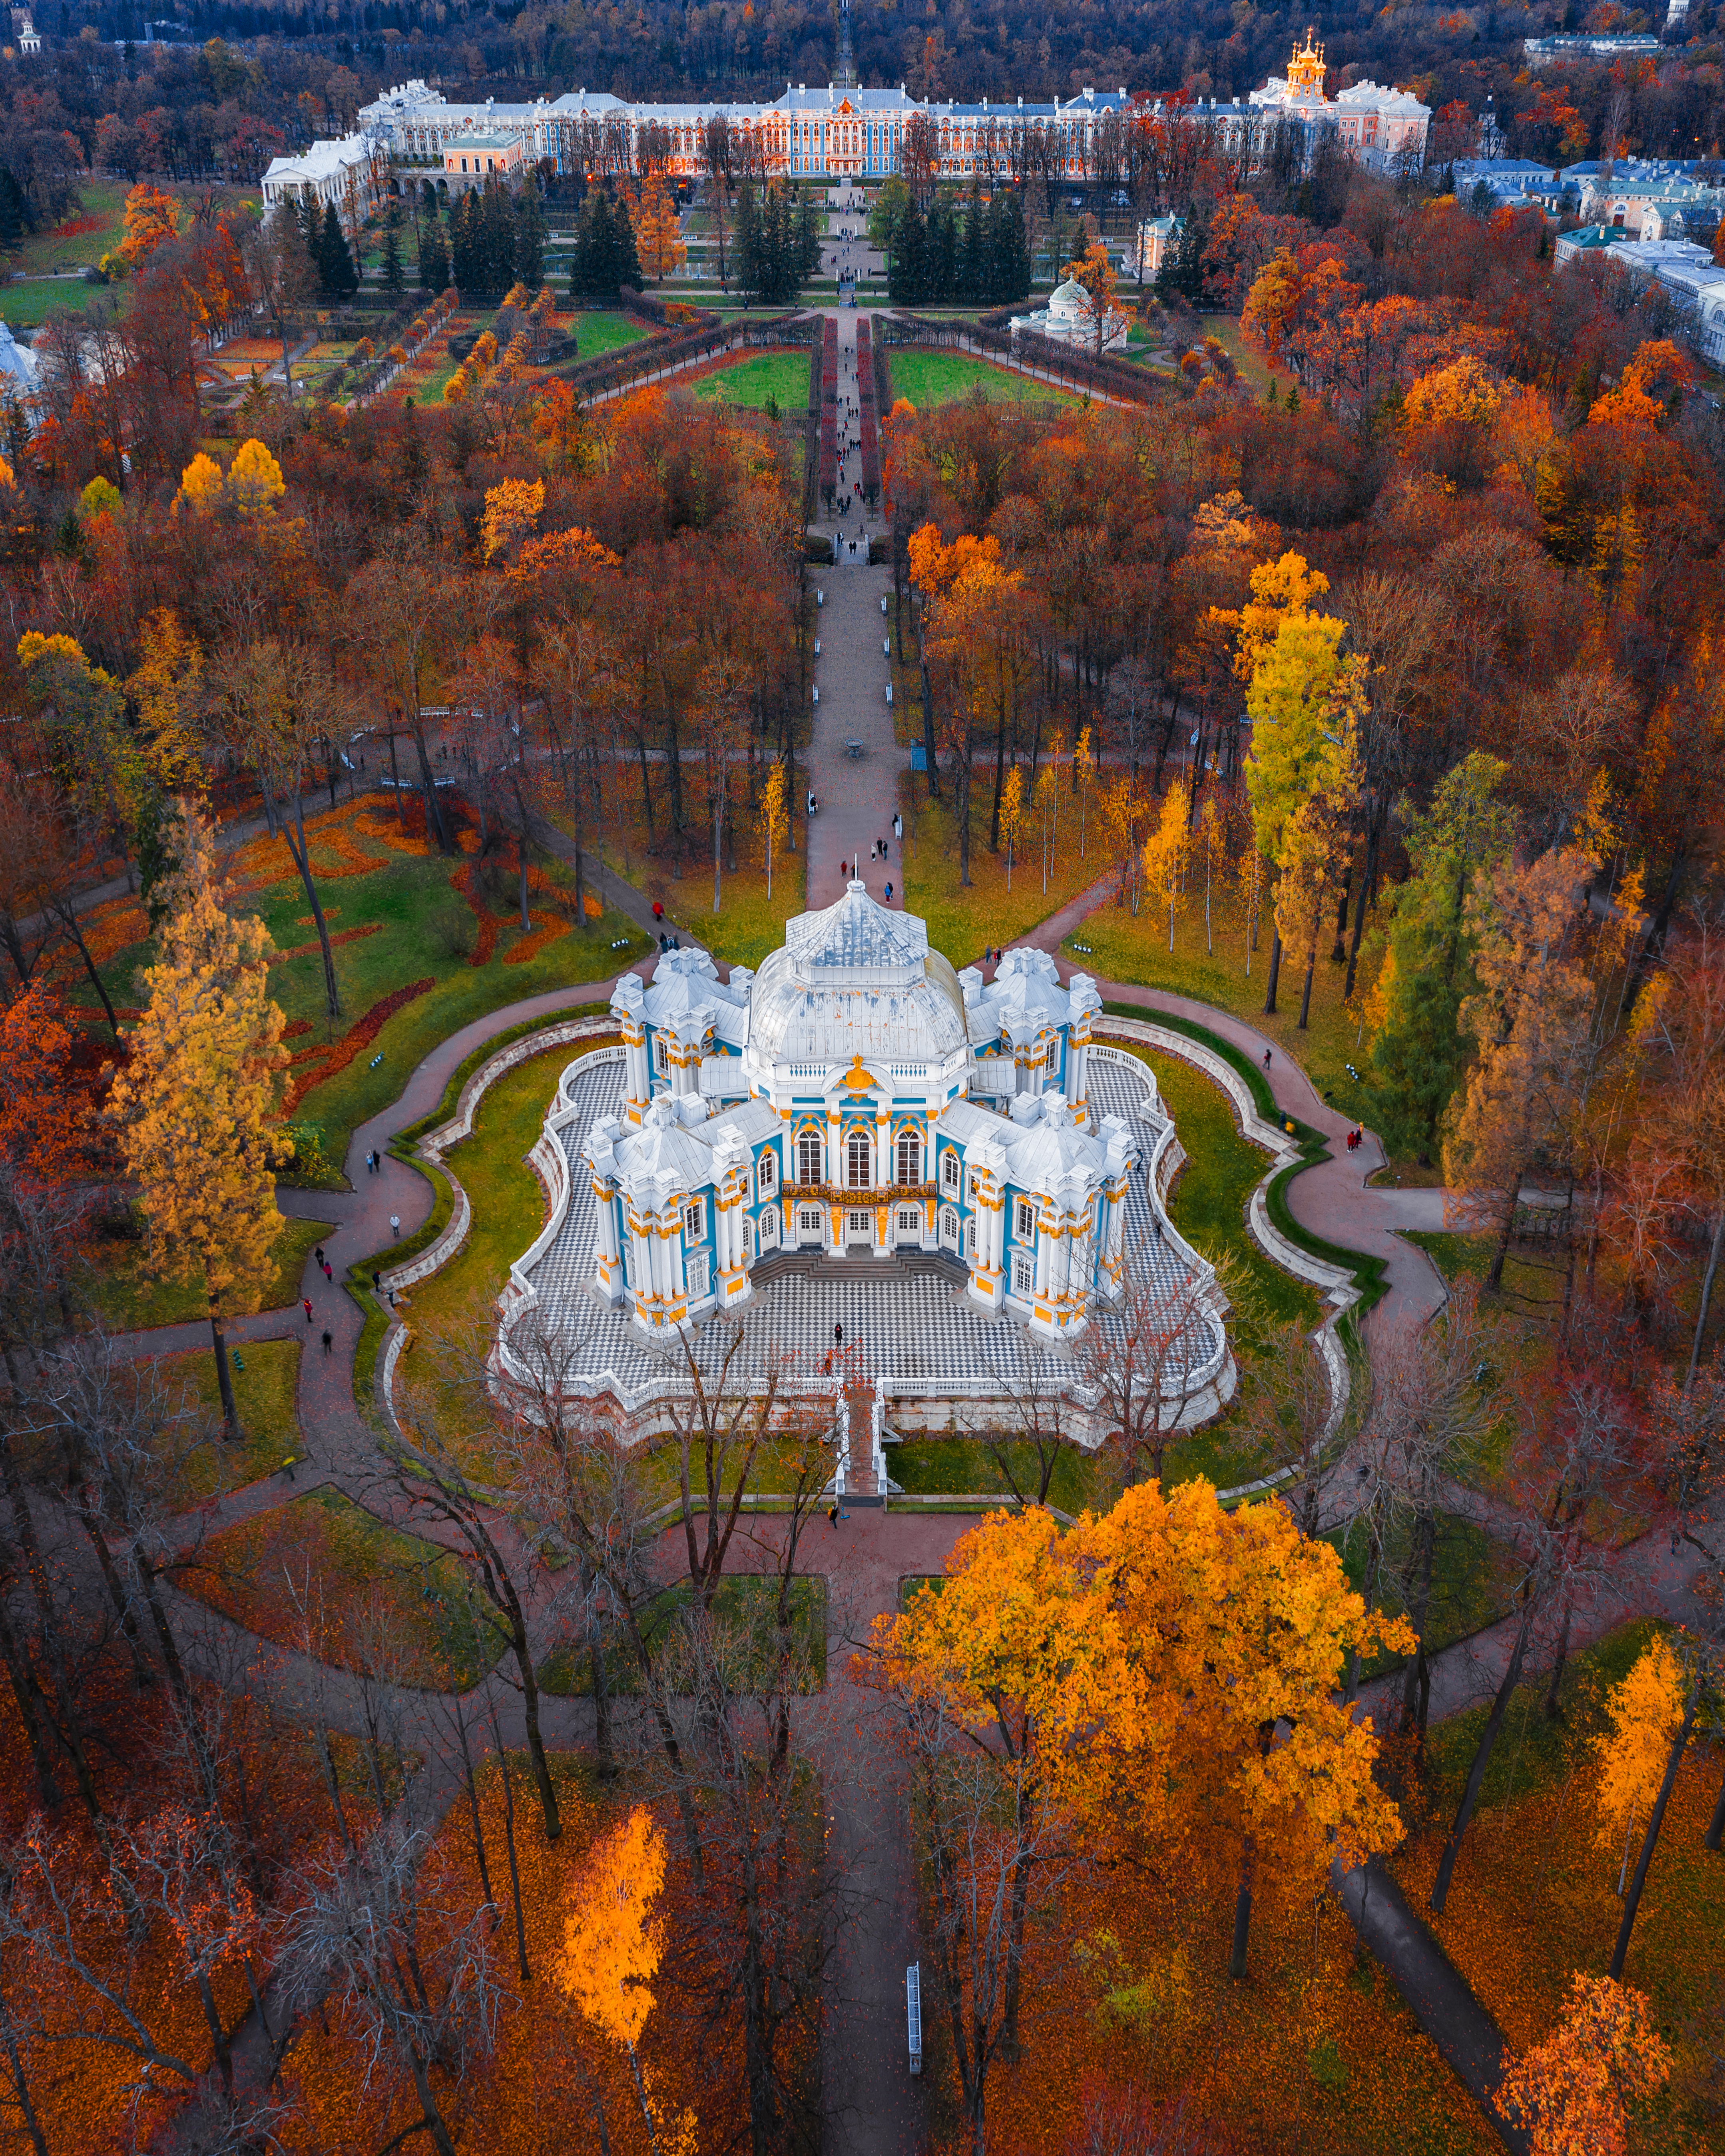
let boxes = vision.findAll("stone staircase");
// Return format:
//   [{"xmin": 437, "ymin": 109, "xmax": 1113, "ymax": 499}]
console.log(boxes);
[{"xmin": 844, "ymin": 1378, "xmax": 880, "ymax": 1504}]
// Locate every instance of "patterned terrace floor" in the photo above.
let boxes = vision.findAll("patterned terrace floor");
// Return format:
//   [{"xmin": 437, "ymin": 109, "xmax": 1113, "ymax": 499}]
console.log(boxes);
[{"xmin": 509, "ymin": 1055, "xmax": 1224, "ymax": 1404}]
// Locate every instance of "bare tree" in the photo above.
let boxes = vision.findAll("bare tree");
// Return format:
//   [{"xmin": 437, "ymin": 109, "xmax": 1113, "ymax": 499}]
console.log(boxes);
[
  {"xmin": 1076, "ymin": 1254, "xmax": 1237, "ymax": 1492},
  {"xmin": 276, "ymin": 1818, "xmax": 504, "ymax": 2156}
]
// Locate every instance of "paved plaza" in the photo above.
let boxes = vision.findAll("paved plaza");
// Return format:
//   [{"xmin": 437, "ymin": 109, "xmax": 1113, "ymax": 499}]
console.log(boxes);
[{"xmin": 511, "ymin": 1052, "xmax": 1225, "ymax": 1412}]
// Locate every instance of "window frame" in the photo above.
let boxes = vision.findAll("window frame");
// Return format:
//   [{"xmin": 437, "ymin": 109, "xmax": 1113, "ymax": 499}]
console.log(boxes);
[
  {"xmin": 683, "ymin": 1199, "xmax": 703, "ymax": 1245},
  {"xmin": 756, "ymin": 1149, "xmax": 777, "ymax": 1198},
  {"xmin": 1015, "ymin": 1197, "xmax": 1036, "ymax": 1241},
  {"xmin": 942, "ymin": 1148, "xmax": 961, "ymax": 1192},
  {"xmin": 846, "ymin": 1131, "xmax": 872, "ymax": 1189},
  {"xmin": 798, "ymin": 1132, "xmax": 824, "ymax": 1185},
  {"xmin": 896, "ymin": 1130, "xmax": 921, "ymax": 1185},
  {"xmin": 1012, "ymin": 1250, "xmax": 1034, "ymax": 1299}
]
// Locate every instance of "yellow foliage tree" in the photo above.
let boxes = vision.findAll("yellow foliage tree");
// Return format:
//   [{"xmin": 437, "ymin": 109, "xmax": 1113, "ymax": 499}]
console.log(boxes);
[
  {"xmin": 108, "ymin": 803, "xmax": 285, "ymax": 1433},
  {"xmin": 635, "ymin": 177, "xmax": 687, "ymax": 282},
  {"xmin": 118, "ymin": 180, "xmax": 181, "ymax": 267},
  {"xmin": 227, "ymin": 437, "xmax": 285, "ymax": 516},
  {"xmin": 1593, "ymin": 1633, "xmax": 1687, "ymax": 1867},
  {"xmin": 756, "ymin": 756, "xmax": 788, "ymax": 898},
  {"xmin": 1234, "ymin": 550, "xmax": 1331, "ymax": 688},
  {"xmin": 1058, "ymin": 240, "xmax": 1121, "ymax": 359},
  {"xmin": 559, "ymin": 1807, "xmax": 695, "ymax": 2156},
  {"xmin": 176, "ymin": 451, "xmax": 225, "ymax": 516},
  {"xmin": 1073, "ymin": 723, "xmax": 1096, "ymax": 858},
  {"xmin": 481, "ymin": 477, "xmax": 546, "ymax": 564},
  {"xmin": 1195, "ymin": 794, "xmax": 1224, "ymax": 956},
  {"xmin": 1141, "ymin": 779, "xmax": 1191, "ymax": 952},
  {"xmin": 127, "ymin": 609, "xmax": 206, "ymax": 799},
  {"xmin": 998, "ymin": 763, "xmax": 1024, "ymax": 890}
]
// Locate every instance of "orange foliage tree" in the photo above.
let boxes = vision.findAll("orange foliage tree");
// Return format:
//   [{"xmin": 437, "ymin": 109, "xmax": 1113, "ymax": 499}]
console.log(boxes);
[{"xmin": 1500, "ymin": 1974, "xmax": 1671, "ymax": 2156}]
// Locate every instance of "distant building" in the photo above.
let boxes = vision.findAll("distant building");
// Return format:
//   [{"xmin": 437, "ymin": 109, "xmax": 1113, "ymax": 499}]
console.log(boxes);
[
  {"xmin": 1010, "ymin": 274, "xmax": 1131, "ymax": 352},
  {"xmin": 1132, "ymin": 213, "xmax": 1180, "ymax": 281},
  {"xmin": 1555, "ymin": 228, "xmax": 1725, "ymax": 364},
  {"xmin": 442, "ymin": 132, "xmax": 527, "ymax": 192},
  {"xmin": 1248, "ymin": 30, "xmax": 1431, "ymax": 168},
  {"xmin": 359, "ymin": 46, "xmax": 1429, "ymax": 186},
  {"xmin": 8, "ymin": 10, "xmax": 39, "ymax": 53},
  {"xmin": 1524, "ymin": 32, "xmax": 1663, "ymax": 64},
  {"xmin": 260, "ymin": 133, "xmax": 382, "ymax": 232},
  {"xmin": 0, "ymin": 320, "xmax": 39, "ymax": 415},
  {"xmin": 1446, "ymin": 157, "xmax": 1570, "ymax": 213}
]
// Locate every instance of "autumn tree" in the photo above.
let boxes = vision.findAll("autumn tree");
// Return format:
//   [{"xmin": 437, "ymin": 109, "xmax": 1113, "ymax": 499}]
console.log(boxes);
[
  {"xmin": 756, "ymin": 756, "xmax": 788, "ymax": 899},
  {"xmin": 1141, "ymin": 779, "xmax": 1190, "ymax": 953},
  {"xmin": 1443, "ymin": 845, "xmax": 1598, "ymax": 1290},
  {"xmin": 1077, "ymin": 1256, "xmax": 1236, "ymax": 1490},
  {"xmin": 205, "ymin": 636, "xmax": 347, "ymax": 1019},
  {"xmin": 1060, "ymin": 241, "xmax": 1121, "ymax": 360},
  {"xmin": 118, "ymin": 180, "xmax": 181, "ymax": 268},
  {"xmin": 1500, "ymin": 1975, "xmax": 1671, "ymax": 2156},
  {"xmin": 558, "ymin": 1807, "xmax": 695, "ymax": 2156},
  {"xmin": 107, "ymin": 804, "xmax": 285, "ymax": 1433}
]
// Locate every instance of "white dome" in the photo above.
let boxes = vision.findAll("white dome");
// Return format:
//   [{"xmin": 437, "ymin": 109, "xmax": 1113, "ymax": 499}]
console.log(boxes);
[
  {"xmin": 748, "ymin": 882, "xmax": 968, "ymax": 1065},
  {"xmin": 1047, "ymin": 276, "xmax": 1089, "ymax": 315}
]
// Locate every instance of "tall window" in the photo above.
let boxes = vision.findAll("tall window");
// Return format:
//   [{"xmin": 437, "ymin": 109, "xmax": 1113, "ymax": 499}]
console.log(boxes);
[
  {"xmin": 847, "ymin": 1132, "xmax": 871, "ymax": 1188},
  {"xmin": 684, "ymin": 1200, "xmax": 703, "ymax": 1244},
  {"xmin": 1012, "ymin": 1251, "xmax": 1034, "ymax": 1298},
  {"xmin": 1015, "ymin": 1198, "xmax": 1036, "ymax": 1241},
  {"xmin": 896, "ymin": 1131, "xmax": 920, "ymax": 1185},
  {"xmin": 757, "ymin": 1149, "xmax": 776, "ymax": 1198},
  {"xmin": 798, "ymin": 1133, "xmax": 823, "ymax": 1185},
  {"xmin": 942, "ymin": 1149, "xmax": 960, "ymax": 1192}
]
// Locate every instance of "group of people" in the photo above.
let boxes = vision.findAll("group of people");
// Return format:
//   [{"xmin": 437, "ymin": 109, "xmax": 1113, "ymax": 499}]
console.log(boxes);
[{"xmin": 1344, "ymin": 1126, "xmax": 1368, "ymax": 1153}]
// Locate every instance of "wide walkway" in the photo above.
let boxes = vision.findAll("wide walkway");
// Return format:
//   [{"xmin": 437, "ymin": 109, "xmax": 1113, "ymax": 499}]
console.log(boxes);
[{"xmin": 805, "ymin": 306, "xmax": 905, "ymax": 916}]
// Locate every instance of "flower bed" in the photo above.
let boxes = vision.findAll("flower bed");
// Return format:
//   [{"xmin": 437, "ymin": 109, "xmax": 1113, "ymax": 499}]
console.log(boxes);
[
  {"xmin": 272, "ymin": 921, "xmax": 382, "ymax": 966},
  {"xmin": 501, "ymin": 911, "xmax": 569, "ymax": 966}
]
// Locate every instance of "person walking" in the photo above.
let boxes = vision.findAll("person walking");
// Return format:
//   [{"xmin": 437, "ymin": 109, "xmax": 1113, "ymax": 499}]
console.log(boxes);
[
  {"xmin": 372, "ymin": 1270, "xmax": 381, "ymax": 1292},
  {"xmin": 302, "ymin": 1297, "xmax": 313, "ymax": 1324},
  {"xmin": 884, "ymin": 880, "xmax": 894, "ymax": 902},
  {"xmin": 314, "ymin": 1245, "xmax": 325, "ymax": 1268},
  {"xmin": 321, "ymin": 1329, "xmax": 333, "ymax": 1356},
  {"xmin": 1263, "ymin": 1049, "xmax": 1272, "ymax": 1071},
  {"xmin": 390, "ymin": 1213, "xmax": 400, "ymax": 1238}
]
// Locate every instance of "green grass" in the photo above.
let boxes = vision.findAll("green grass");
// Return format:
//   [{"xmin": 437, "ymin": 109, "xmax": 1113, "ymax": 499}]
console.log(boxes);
[
  {"xmin": 0, "ymin": 277, "xmax": 108, "ymax": 328},
  {"xmin": 181, "ymin": 1485, "xmax": 508, "ymax": 1691},
  {"xmin": 1330, "ymin": 1508, "xmax": 1522, "ymax": 1682},
  {"xmin": 1065, "ymin": 875, "xmax": 1375, "ymax": 1119},
  {"xmin": 570, "ymin": 308, "xmax": 653, "ymax": 358},
  {"xmin": 87, "ymin": 1214, "xmax": 333, "ymax": 1332},
  {"xmin": 638, "ymin": 848, "xmax": 808, "ymax": 971},
  {"xmin": 690, "ymin": 350, "xmax": 811, "ymax": 409},
  {"xmin": 886, "ymin": 349, "xmax": 1086, "ymax": 410},
  {"xmin": 890, "ymin": 1437, "xmax": 1105, "ymax": 1510},
  {"xmin": 4, "ymin": 179, "xmax": 131, "ymax": 277},
  {"xmin": 537, "ymin": 1574, "xmax": 827, "ymax": 1695},
  {"xmin": 164, "ymin": 1338, "xmax": 306, "ymax": 1498},
  {"xmin": 896, "ymin": 778, "xmax": 1108, "ymax": 968}
]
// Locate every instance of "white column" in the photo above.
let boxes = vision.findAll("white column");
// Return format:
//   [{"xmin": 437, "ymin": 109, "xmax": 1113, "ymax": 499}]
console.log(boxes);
[
  {"xmin": 1033, "ymin": 1218, "xmax": 1051, "ymax": 1299},
  {"xmin": 875, "ymin": 1111, "xmax": 890, "ymax": 1188},
  {"xmin": 828, "ymin": 1109, "xmax": 844, "ymax": 1189}
]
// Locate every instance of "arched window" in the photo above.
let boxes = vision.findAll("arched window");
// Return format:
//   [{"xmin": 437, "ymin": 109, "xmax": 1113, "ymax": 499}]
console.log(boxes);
[
  {"xmin": 896, "ymin": 1130, "xmax": 920, "ymax": 1185},
  {"xmin": 797, "ymin": 1133, "xmax": 823, "ymax": 1184},
  {"xmin": 847, "ymin": 1131, "xmax": 871, "ymax": 1187}
]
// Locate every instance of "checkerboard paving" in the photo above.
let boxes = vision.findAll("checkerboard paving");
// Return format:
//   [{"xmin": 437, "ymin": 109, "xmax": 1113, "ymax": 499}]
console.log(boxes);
[{"xmin": 513, "ymin": 1055, "xmax": 1224, "ymax": 1401}]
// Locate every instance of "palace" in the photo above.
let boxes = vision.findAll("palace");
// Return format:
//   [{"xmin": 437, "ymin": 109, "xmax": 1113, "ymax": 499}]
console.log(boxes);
[
  {"xmin": 352, "ymin": 51, "xmax": 1428, "ymax": 188},
  {"xmin": 499, "ymin": 888, "xmax": 1232, "ymax": 1433},
  {"xmin": 587, "ymin": 888, "xmax": 1137, "ymax": 1342}
]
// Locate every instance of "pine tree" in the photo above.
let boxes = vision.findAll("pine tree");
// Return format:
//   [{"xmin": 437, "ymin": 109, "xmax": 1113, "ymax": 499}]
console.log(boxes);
[
  {"xmin": 960, "ymin": 180, "xmax": 985, "ymax": 303},
  {"xmin": 449, "ymin": 192, "xmax": 481, "ymax": 294},
  {"xmin": 381, "ymin": 198, "xmax": 403, "ymax": 294},
  {"xmin": 480, "ymin": 182, "xmax": 515, "ymax": 295},
  {"xmin": 418, "ymin": 217, "xmax": 449, "ymax": 295},
  {"xmin": 514, "ymin": 181, "xmax": 546, "ymax": 291},
  {"xmin": 317, "ymin": 201, "xmax": 358, "ymax": 299}
]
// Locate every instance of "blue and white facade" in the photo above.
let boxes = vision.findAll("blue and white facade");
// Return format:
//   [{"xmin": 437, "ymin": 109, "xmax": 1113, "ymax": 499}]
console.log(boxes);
[{"xmin": 585, "ymin": 888, "xmax": 1140, "ymax": 1343}]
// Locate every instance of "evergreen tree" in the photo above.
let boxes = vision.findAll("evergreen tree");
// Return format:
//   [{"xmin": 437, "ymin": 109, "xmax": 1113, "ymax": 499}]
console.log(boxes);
[
  {"xmin": 986, "ymin": 189, "xmax": 1031, "ymax": 303},
  {"xmin": 960, "ymin": 181, "xmax": 985, "ymax": 302},
  {"xmin": 381, "ymin": 198, "xmax": 404, "ymax": 294},
  {"xmin": 317, "ymin": 201, "xmax": 358, "ymax": 299},
  {"xmin": 419, "ymin": 217, "xmax": 450, "ymax": 296},
  {"xmin": 733, "ymin": 182, "xmax": 762, "ymax": 301},
  {"xmin": 1155, "ymin": 212, "xmax": 1206, "ymax": 304},
  {"xmin": 449, "ymin": 193, "xmax": 482, "ymax": 294},
  {"xmin": 889, "ymin": 199, "xmax": 926, "ymax": 306},
  {"xmin": 0, "ymin": 167, "xmax": 27, "ymax": 245},
  {"xmin": 293, "ymin": 189, "xmax": 319, "ymax": 255},
  {"xmin": 1366, "ymin": 754, "xmax": 1516, "ymax": 1164},
  {"xmin": 480, "ymin": 182, "xmax": 515, "ymax": 295},
  {"xmin": 514, "ymin": 181, "xmax": 546, "ymax": 291},
  {"xmin": 612, "ymin": 189, "xmax": 642, "ymax": 291},
  {"xmin": 794, "ymin": 189, "xmax": 821, "ymax": 286},
  {"xmin": 569, "ymin": 189, "xmax": 638, "ymax": 300}
]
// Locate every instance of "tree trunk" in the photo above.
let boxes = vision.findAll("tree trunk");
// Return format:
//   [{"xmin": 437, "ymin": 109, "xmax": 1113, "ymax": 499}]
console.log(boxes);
[
  {"xmin": 1398, "ymin": 1511, "xmax": 1436, "ymax": 1742},
  {"xmin": 280, "ymin": 796, "xmax": 342, "ymax": 1019},
  {"xmin": 453, "ymin": 1704, "xmax": 498, "ymax": 1927},
  {"xmin": 1344, "ymin": 804, "xmax": 1380, "ymax": 1001},
  {"xmin": 486, "ymin": 1692, "xmax": 532, "ymax": 1983},
  {"xmin": 406, "ymin": 2048, "xmax": 459, "ymax": 2156},
  {"xmin": 210, "ymin": 1313, "xmax": 239, "ymax": 1438},
  {"xmin": 2, "ymin": 2027, "xmax": 50, "ymax": 2156},
  {"xmin": 1430, "ymin": 1592, "xmax": 1538, "ymax": 1913},
  {"xmin": 1685, "ymin": 1207, "xmax": 1723, "ymax": 1392},
  {"xmin": 1704, "ymin": 1766, "xmax": 1725, "ymax": 1852},
  {"xmin": 1229, "ymin": 1839, "xmax": 1255, "ymax": 1980},
  {"xmin": 0, "ymin": 1587, "xmax": 62, "ymax": 1806},
  {"xmin": 52, "ymin": 898, "xmax": 121, "ymax": 1039},
  {"xmin": 1609, "ymin": 1693, "xmax": 1696, "ymax": 1979},
  {"xmin": 1297, "ymin": 947, "xmax": 1315, "ymax": 1030},
  {"xmin": 1263, "ymin": 930, "xmax": 1282, "ymax": 1017},
  {"xmin": 1542, "ymin": 1591, "xmax": 1573, "ymax": 1721}
]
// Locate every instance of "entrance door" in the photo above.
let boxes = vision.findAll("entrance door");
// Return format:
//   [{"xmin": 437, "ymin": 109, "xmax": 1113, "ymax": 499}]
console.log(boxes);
[{"xmin": 847, "ymin": 1208, "xmax": 874, "ymax": 1250}]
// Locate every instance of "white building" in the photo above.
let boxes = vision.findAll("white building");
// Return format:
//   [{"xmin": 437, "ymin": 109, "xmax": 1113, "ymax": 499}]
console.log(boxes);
[
  {"xmin": 1132, "ymin": 212, "xmax": 1180, "ymax": 281},
  {"xmin": 584, "ymin": 896, "xmax": 1148, "ymax": 1343},
  {"xmin": 260, "ymin": 133, "xmax": 382, "ymax": 232},
  {"xmin": 1556, "ymin": 228, "xmax": 1725, "ymax": 365},
  {"xmin": 0, "ymin": 319, "xmax": 38, "ymax": 419},
  {"xmin": 359, "ymin": 55, "xmax": 1428, "ymax": 187},
  {"xmin": 1010, "ymin": 274, "xmax": 1131, "ymax": 352},
  {"xmin": 1524, "ymin": 33, "xmax": 1663, "ymax": 64}
]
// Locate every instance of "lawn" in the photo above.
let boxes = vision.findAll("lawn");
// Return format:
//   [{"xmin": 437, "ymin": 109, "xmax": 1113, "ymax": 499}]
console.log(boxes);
[
  {"xmin": 151, "ymin": 1337, "xmax": 306, "ymax": 1500},
  {"xmin": 1063, "ymin": 870, "xmax": 1380, "ymax": 1125},
  {"xmin": 570, "ymin": 307, "xmax": 653, "ymax": 358},
  {"xmin": 890, "ymin": 1435, "xmax": 1108, "ymax": 1511},
  {"xmin": 3, "ymin": 179, "xmax": 131, "ymax": 277},
  {"xmin": 885, "ymin": 348, "xmax": 1086, "ymax": 410},
  {"xmin": 0, "ymin": 277, "xmax": 107, "ymax": 328},
  {"xmin": 536, "ymin": 1574, "xmax": 828, "ymax": 1694},
  {"xmin": 894, "ymin": 773, "xmax": 1111, "ymax": 969},
  {"xmin": 637, "ymin": 848, "xmax": 808, "ymax": 970},
  {"xmin": 178, "ymin": 1485, "xmax": 508, "ymax": 1690},
  {"xmin": 87, "ymin": 1213, "xmax": 333, "ymax": 1332},
  {"xmin": 1329, "ymin": 1506, "xmax": 1520, "ymax": 1682},
  {"xmin": 61, "ymin": 798, "xmax": 650, "ymax": 1167},
  {"xmin": 690, "ymin": 350, "xmax": 811, "ymax": 409}
]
